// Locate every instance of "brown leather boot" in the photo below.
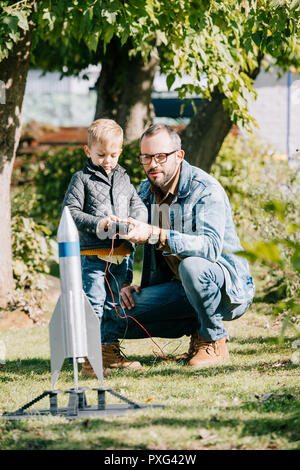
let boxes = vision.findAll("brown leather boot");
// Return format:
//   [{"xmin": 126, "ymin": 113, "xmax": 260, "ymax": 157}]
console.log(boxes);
[
  {"xmin": 102, "ymin": 341, "xmax": 142, "ymax": 370},
  {"xmin": 174, "ymin": 331, "xmax": 200, "ymax": 361},
  {"xmin": 188, "ymin": 334, "xmax": 230, "ymax": 368},
  {"xmin": 81, "ymin": 358, "xmax": 111, "ymax": 377}
]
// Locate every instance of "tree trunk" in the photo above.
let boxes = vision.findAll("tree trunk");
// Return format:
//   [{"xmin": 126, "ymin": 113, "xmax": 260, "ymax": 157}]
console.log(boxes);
[
  {"xmin": 180, "ymin": 90, "xmax": 233, "ymax": 173},
  {"xmin": 0, "ymin": 28, "xmax": 32, "ymax": 307},
  {"xmin": 94, "ymin": 39, "xmax": 158, "ymax": 143}
]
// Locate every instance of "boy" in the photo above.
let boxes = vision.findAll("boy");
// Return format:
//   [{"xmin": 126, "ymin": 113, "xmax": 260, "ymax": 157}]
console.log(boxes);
[{"xmin": 63, "ymin": 119, "xmax": 147, "ymax": 376}]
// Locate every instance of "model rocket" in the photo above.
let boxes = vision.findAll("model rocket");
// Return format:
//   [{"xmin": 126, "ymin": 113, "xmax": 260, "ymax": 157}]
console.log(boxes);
[{"xmin": 49, "ymin": 206, "xmax": 103, "ymax": 389}]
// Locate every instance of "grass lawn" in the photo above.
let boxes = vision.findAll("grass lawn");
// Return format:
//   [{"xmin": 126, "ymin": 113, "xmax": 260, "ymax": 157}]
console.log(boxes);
[{"xmin": 0, "ymin": 262, "xmax": 299, "ymax": 450}]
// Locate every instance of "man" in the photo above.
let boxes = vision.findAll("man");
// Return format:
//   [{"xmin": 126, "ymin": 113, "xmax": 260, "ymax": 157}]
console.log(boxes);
[{"xmin": 101, "ymin": 123, "xmax": 255, "ymax": 369}]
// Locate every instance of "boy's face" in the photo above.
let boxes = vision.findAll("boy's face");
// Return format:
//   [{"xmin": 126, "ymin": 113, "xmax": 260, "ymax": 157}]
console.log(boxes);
[{"xmin": 84, "ymin": 139, "xmax": 122, "ymax": 175}]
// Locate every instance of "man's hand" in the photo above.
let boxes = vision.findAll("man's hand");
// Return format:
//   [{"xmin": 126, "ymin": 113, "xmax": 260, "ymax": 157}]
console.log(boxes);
[
  {"xmin": 120, "ymin": 284, "xmax": 141, "ymax": 310},
  {"xmin": 120, "ymin": 217, "xmax": 153, "ymax": 244}
]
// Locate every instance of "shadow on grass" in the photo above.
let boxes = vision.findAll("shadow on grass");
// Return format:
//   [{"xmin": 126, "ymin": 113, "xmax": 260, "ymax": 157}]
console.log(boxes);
[
  {"xmin": 1, "ymin": 427, "xmax": 148, "ymax": 450},
  {"xmin": 240, "ymin": 414, "xmax": 300, "ymax": 442},
  {"xmin": 0, "ymin": 358, "xmax": 61, "ymax": 376},
  {"xmin": 139, "ymin": 362, "xmax": 299, "ymax": 379},
  {"xmin": 1, "ymin": 353, "xmax": 299, "ymax": 381},
  {"xmin": 2, "ymin": 399, "xmax": 299, "ymax": 449},
  {"xmin": 230, "ymin": 336, "xmax": 295, "ymax": 346},
  {"xmin": 227, "ymin": 335, "xmax": 296, "ymax": 356}
]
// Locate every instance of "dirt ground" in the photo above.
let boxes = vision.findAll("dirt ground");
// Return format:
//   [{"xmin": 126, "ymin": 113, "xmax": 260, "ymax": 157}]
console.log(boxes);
[
  {"xmin": 0, "ymin": 308, "xmax": 35, "ymax": 329},
  {"xmin": 0, "ymin": 275, "xmax": 60, "ymax": 330}
]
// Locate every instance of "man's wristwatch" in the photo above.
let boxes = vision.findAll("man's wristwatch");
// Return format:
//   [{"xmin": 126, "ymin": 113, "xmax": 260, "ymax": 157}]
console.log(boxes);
[{"xmin": 147, "ymin": 225, "xmax": 160, "ymax": 245}]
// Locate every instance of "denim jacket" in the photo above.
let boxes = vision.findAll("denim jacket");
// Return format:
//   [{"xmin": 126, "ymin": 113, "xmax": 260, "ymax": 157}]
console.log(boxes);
[{"xmin": 135, "ymin": 159, "xmax": 255, "ymax": 304}]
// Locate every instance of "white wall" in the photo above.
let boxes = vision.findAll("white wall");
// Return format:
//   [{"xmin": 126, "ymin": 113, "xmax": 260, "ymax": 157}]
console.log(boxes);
[
  {"xmin": 248, "ymin": 68, "xmax": 300, "ymax": 156},
  {"xmin": 22, "ymin": 66, "xmax": 100, "ymax": 126}
]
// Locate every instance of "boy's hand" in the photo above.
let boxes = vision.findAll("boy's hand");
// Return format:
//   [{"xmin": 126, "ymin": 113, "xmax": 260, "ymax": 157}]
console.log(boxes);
[
  {"xmin": 96, "ymin": 215, "xmax": 120, "ymax": 235},
  {"xmin": 120, "ymin": 284, "xmax": 141, "ymax": 310}
]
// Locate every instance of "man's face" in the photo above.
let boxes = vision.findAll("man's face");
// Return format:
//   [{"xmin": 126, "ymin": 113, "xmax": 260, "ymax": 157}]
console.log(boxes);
[
  {"xmin": 84, "ymin": 139, "xmax": 122, "ymax": 175},
  {"xmin": 140, "ymin": 130, "xmax": 184, "ymax": 188}
]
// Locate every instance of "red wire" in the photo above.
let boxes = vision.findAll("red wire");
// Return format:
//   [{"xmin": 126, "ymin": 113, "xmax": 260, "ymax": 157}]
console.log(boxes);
[{"xmin": 104, "ymin": 234, "xmax": 170, "ymax": 362}]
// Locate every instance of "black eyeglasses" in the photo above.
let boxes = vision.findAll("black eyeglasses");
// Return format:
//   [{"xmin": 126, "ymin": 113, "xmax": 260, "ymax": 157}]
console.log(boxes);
[{"xmin": 138, "ymin": 150, "xmax": 178, "ymax": 165}]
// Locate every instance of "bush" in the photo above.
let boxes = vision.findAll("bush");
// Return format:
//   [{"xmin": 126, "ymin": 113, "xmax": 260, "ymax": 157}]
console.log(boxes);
[
  {"xmin": 28, "ymin": 146, "xmax": 86, "ymax": 232},
  {"xmin": 212, "ymin": 134, "xmax": 299, "ymax": 246},
  {"xmin": 211, "ymin": 133, "xmax": 300, "ymax": 335},
  {"xmin": 11, "ymin": 187, "xmax": 56, "ymax": 287},
  {"xmin": 11, "ymin": 187, "xmax": 56, "ymax": 319}
]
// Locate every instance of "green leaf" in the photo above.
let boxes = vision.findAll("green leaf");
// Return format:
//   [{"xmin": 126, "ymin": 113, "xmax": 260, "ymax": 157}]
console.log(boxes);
[
  {"xmin": 244, "ymin": 37, "xmax": 253, "ymax": 54},
  {"xmin": 2, "ymin": 15, "xmax": 19, "ymax": 31},
  {"xmin": 263, "ymin": 200, "xmax": 286, "ymax": 223},
  {"xmin": 86, "ymin": 33, "xmax": 99, "ymax": 52},
  {"xmin": 252, "ymin": 31, "xmax": 261, "ymax": 48},
  {"xmin": 103, "ymin": 25, "xmax": 115, "ymax": 45},
  {"xmin": 287, "ymin": 223, "xmax": 300, "ymax": 234},
  {"xmin": 291, "ymin": 248, "xmax": 300, "ymax": 272},
  {"xmin": 239, "ymin": 241, "xmax": 282, "ymax": 263},
  {"xmin": 14, "ymin": 11, "xmax": 29, "ymax": 31},
  {"xmin": 166, "ymin": 74, "xmax": 175, "ymax": 90}
]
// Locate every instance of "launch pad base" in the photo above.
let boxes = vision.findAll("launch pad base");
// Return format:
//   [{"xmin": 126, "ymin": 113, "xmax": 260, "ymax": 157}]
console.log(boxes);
[{"xmin": 2, "ymin": 387, "xmax": 164, "ymax": 420}]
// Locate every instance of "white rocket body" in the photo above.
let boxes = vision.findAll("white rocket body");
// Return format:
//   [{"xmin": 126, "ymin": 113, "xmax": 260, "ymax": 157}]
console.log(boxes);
[{"xmin": 49, "ymin": 206, "xmax": 103, "ymax": 389}]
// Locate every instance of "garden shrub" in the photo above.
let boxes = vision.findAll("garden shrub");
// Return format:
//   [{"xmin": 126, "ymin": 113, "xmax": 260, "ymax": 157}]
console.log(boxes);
[
  {"xmin": 10, "ymin": 186, "xmax": 56, "ymax": 320},
  {"xmin": 211, "ymin": 133, "xmax": 300, "ymax": 334}
]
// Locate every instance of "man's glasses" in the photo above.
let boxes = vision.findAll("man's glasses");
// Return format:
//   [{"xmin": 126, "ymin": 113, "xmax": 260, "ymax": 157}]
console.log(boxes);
[{"xmin": 138, "ymin": 150, "xmax": 178, "ymax": 165}]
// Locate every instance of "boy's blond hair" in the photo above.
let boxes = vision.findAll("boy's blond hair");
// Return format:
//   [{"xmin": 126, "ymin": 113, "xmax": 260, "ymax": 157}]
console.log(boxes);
[{"xmin": 87, "ymin": 119, "xmax": 123, "ymax": 147}]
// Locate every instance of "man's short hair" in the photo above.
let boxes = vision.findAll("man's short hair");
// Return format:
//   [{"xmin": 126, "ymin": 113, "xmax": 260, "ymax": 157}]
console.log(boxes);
[
  {"xmin": 87, "ymin": 119, "xmax": 123, "ymax": 147},
  {"xmin": 140, "ymin": 123, "xmax": 181, "ymax": 150}
]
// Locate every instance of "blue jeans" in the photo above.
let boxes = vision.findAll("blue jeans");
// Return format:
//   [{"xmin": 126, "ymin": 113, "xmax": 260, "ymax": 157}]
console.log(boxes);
[
  {"xmin": 102, "ymin": 257, "xmax": 254, "ymax": 343},
  {"xmin": 81, "ymin": 255, "xmax": 128, "ymax": 344}
]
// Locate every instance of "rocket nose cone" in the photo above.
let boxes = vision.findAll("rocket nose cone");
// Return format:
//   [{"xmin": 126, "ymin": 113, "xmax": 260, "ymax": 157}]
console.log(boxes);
[{"xmin": 58, "ymin": 206, "xmax": 79, "ymax": 242}]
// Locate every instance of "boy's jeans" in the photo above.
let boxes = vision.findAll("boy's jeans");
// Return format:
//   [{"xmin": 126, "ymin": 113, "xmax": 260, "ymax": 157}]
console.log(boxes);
[
  {"xmin": 81, "ymin": 255, "xmax": 128, "ymax": 345},
  {"xmin": 101, "ymin": 257, "xmax": 254, "ymax": 344}
]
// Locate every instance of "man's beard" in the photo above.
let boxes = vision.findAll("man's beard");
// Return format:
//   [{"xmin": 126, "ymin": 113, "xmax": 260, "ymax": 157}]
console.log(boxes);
[
  {"xmin": 146, "ymin": 165, "xmax": 179, "ymax": 189},
  {"xmin": 146, "ymin": 172, "xmax": 167, "ymax": 188}
]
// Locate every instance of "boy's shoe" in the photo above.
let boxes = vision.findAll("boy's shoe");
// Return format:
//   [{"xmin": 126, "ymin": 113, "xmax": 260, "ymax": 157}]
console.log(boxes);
[
  {"xmin": 188, "ymin": 334, "xmax": 230, "ymax": 368},
  {"xmin": 81, "ymin": 357, "xmax": 111, "ymax": 377},
  {"xmin": 102, "ymin": 341, "xmax": 142, "ymax": 370}
]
